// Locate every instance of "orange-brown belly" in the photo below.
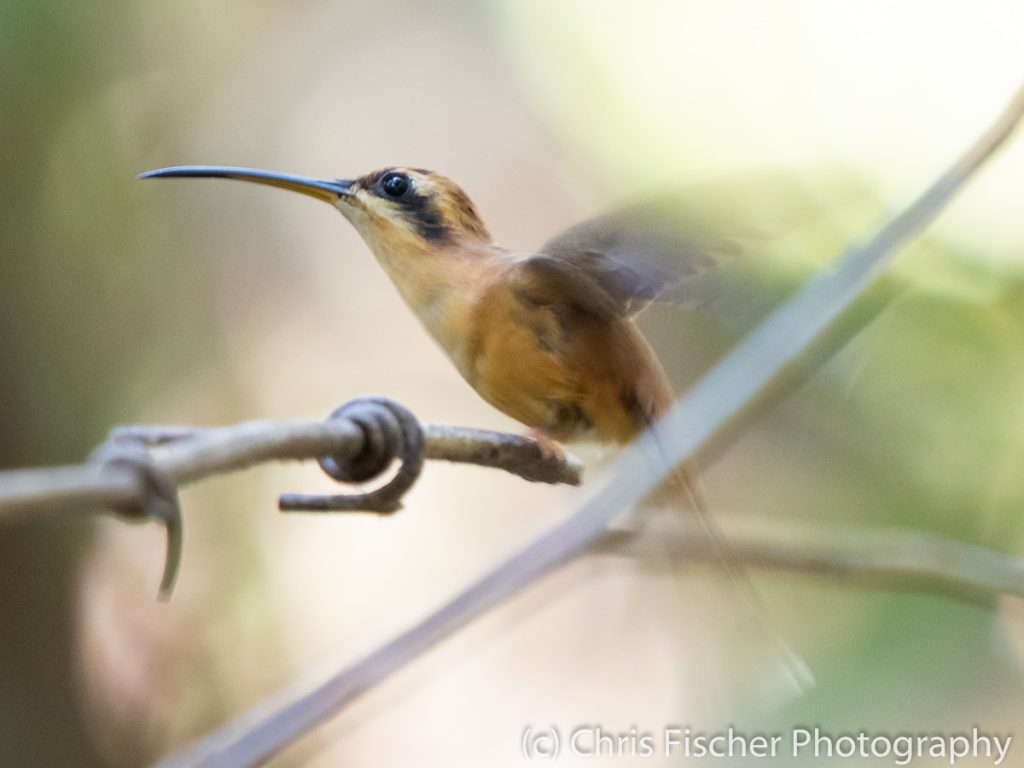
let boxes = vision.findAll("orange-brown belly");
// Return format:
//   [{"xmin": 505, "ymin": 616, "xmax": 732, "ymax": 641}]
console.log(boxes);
[{"xmin": 466, "ymin": 285, "xmax": 672, "ymax": 445}]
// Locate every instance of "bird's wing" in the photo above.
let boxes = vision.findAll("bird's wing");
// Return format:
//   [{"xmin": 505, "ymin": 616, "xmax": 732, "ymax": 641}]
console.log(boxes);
[{"xmin": 530, "ymin": 202, "xmax": 740, "ymax": 318}]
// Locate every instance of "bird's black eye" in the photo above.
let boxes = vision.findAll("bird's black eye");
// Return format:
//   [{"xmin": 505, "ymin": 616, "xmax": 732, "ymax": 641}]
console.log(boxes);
[{"xmin": 380, "ymin": 172, "xmax": 410, "ymax": 198}]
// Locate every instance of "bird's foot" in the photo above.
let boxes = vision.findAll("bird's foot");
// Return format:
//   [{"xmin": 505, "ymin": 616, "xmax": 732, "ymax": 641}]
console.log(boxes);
[{"xmin": 523, "ymin": 429, "xmax": 567, "ymax": 464}]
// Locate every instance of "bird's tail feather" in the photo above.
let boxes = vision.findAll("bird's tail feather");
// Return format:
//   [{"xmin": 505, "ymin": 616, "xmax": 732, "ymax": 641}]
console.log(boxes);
[{"xmin": 652, "ymin": 461, "xmax": 814, "ymax": 695}]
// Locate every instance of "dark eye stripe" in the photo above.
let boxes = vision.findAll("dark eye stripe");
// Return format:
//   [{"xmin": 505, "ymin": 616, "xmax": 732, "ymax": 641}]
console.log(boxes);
[
  {"xmin": 369, "ymin": 169, "xmax": 451, "ymax": 242},
  {"xmin": 401, "ymin": 190, "xmax": 449, "ymax": 242}
]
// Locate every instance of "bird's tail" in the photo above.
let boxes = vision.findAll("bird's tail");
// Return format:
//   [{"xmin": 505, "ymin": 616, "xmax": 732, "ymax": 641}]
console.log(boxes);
[{"xmin": 650, "ymin": 460, "xmax": 814, "ymax": 694}]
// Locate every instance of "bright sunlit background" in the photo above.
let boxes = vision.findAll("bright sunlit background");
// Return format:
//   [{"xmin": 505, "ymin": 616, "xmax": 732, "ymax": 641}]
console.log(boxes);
[{"xmin": 2, "ymin": 1, "xmax": 1023, "ymax": 765}]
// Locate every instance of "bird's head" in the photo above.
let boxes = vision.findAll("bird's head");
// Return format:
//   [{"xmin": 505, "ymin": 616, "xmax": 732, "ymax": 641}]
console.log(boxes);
[{"xmin": 139, "ymin": 165, "xmax": 492, "ymax": 255}]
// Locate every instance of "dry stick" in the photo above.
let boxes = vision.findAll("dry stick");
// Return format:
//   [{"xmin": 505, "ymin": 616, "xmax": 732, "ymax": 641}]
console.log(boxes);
[
  {"xmin": 597, "ymin": 520, "xmax": 1024, "ymax": 607},
  {"xmin": 1, "ymin": 416, "xmax": 585, "ymax": 598},
  {"xmin": 0, "ymin": 420, "xmax": 584, "ymax": 523},
  {"xmin": 154, "ymin": 83, "xmax": 1024, "ymax": 768}
]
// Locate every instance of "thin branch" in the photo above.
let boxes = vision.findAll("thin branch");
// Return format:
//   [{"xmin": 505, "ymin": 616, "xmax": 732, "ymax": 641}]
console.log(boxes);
[
  {"xmin": 1, "ymin": 406, "xmax": 584, "ymax": 600},
  {"xmin": 596, "ymin": 520, "xmax": 1024, "ymax": 607},
  {"xmin": 153, "ymin": 83, "xmax": 1024, "ymax": 768},
  {"xmin": 0, "ymin": 417, "xmax": 583, "ymax": 524},
  {"xmin": 0, "ymin": 465, "xmax": 145, "ymax": 520}
]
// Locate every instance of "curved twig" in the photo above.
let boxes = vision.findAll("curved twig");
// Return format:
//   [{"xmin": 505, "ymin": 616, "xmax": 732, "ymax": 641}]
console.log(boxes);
[
  {"xmin": 0, "ymin": 399, "xmax": 584, "ymax": 599},
  {"xmin": 0, "ymin": 407, "xmax": 583, "ymax": 525}
]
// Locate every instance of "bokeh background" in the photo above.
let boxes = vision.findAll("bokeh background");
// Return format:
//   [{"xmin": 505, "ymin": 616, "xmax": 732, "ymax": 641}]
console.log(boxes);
[{"xmin": 2, "ymin": 0, "xmax": 1024, "ymax": 765}]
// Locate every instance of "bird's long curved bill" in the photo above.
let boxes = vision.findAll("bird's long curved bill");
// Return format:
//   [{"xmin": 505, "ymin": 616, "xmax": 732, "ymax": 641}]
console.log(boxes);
[{"xmin": 138, "ymin": 166, "xmax": 354, "ymax": 203}]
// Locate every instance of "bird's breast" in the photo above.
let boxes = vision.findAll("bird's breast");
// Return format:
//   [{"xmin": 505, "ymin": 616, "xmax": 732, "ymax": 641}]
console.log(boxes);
[{"xmin": 364, "ymin": 237, "xmax": 503, "ymax": 382}]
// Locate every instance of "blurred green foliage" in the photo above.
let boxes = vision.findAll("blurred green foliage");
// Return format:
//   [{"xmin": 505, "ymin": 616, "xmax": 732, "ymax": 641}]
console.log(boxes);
[{"xmin": 633, "ymin": 169, "xmax": 1024, "ymax": 747}]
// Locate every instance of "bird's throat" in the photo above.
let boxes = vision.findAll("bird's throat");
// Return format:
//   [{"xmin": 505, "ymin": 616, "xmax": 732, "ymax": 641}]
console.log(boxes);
[{"xmin": 364, "ymin": 234, "xmax": 487, "ymax": 381}]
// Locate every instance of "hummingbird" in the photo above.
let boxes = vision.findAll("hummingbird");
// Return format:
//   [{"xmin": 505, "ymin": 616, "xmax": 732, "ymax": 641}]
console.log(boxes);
[
  {"xmin": 141, "ymin": 165, "xmax": 809, "ymax": 687},
  {"xmin": 139, "ymin": 166, "xmax": 719, "ymax": 468}
]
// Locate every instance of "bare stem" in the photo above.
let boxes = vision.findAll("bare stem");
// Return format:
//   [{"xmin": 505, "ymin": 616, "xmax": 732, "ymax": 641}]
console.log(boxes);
[
  {"xmin": 0, "ymin": 418, "xmax": 583, "ymax": 524},
  {"xmin": 596, "ymin": 520, "xmax": 1024, "ymax": 607}
]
